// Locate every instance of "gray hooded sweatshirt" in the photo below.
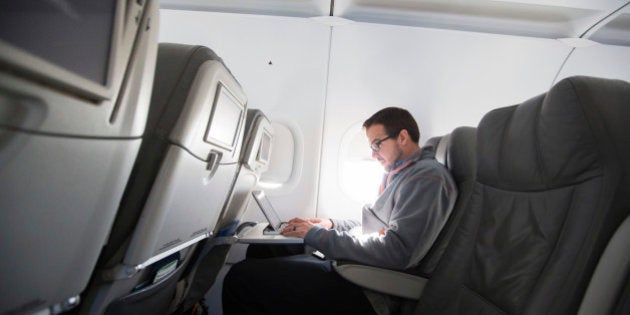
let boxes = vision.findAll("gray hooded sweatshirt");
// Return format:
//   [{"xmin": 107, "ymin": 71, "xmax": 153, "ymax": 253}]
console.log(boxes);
[{"xmin": 304, "ymin": 148, "xmax": 457, "ymax": 270}]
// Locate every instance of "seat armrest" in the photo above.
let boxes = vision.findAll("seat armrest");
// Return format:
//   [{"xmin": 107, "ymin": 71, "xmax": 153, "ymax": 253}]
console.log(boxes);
[
  {"xmin": 332, "ymin": 261, "xmax": 428, "ymax": 300},
  {"xmin": 578, "ymin": 215, "xmax": 630, "ymax": 315}
]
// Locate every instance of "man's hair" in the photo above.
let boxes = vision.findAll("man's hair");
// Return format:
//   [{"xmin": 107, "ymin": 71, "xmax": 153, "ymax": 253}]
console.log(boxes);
[{"xmin": 363, "ymin": 107, "xmax": 420, "ymax": 143}]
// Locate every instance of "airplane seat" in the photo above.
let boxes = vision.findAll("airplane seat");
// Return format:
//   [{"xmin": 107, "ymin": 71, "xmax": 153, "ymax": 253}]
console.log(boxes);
[
  {"xmin": 434, "ymin": 133, "xmax": 450, "ymax": 166},
  {"xmin": 422, "ymin": 136, "xmax": 441, "ymax": 152},
  {"xmin": 414, "ymin": 76, "xmax": 630, "ymax": 314},
  {"xmin": 0, "ymin": 1, "xmax": 159, "ymax": 314},
  {"xmin": 577, "ymin": 214, "xmax": 630, "ymax": 315},
  {"xmin": 332, "ymin": 126, "xmax": 477, "ymax": 300},
  {"xmin": 78, "ymin": 43, "xmax": 248, "ymax": 314},
  {"xmin": 612, "ymin": 272, "xmax": 630, "ymax": 314},
  {"xmin": 414, "ymin": 126, "xmax": 476, "ymax": 277},
  {"xmin": 215, "ymin": 109, "xmax": 274, "ymax": 235},
  {"xmin": 423, "ymin": 134, "xmax": 449, "ymax": 166},
  {"xmin": 173, "ymin": 108, "xmax": 274, "ymax": 313}
]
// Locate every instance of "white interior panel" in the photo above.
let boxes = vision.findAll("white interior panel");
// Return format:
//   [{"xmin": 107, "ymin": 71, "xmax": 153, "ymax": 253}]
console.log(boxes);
[
  {"xmin": 317, "ymin": 22, "xmax": 572, "ymax": 220},
  {"xmin": 159, "ymin": 10, "xmax": 330, "ymax": 220}
]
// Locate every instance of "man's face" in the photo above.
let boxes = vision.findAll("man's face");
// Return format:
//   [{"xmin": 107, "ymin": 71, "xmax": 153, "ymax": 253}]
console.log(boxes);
[{"xmin": 365, "ymin": 124, "xmax": 403, "ymax": 171}]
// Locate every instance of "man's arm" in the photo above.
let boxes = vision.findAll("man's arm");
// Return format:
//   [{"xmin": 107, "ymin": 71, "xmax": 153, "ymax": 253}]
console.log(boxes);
[
  {"xmin": 302, "ymin": 173, "xmax": 456, "ymax": 270},
  {"xmin": 282, "ymin": 217, "xmax": 361, "ymax": 237}
]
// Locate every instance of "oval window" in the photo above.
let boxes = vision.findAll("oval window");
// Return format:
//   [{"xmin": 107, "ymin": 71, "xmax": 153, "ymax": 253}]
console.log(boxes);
[{"xmin": 338, "ymin": 122, "xmax": 383, "ymax": 204}]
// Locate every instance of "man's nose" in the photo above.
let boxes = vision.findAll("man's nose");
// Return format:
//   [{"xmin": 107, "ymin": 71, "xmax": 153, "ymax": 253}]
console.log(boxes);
[{"xmin": 371, "ymin": 150, "xmax": 379, "ymax": 159}]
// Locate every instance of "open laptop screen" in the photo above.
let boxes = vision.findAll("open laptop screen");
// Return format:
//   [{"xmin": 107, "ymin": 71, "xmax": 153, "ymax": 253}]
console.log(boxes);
[{"xmin": 252, "ymin": 190, "xmax": 283, "ymax": 231}]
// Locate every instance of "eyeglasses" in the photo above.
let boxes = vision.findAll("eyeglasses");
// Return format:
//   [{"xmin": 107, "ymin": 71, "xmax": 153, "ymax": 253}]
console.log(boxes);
[{"xmin": 370, "ymin": 135, "xmax": 395, "ymax": 152}]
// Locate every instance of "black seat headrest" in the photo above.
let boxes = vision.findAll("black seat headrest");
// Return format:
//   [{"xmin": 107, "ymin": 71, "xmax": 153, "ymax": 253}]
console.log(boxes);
[
  {"xmin": 423, "ymin": 136, "xmax": 441, "ymax": 152},
  {"xmin": 445, "ymin": 127, "xmax": 476, "ymax": 184},
  {"xmin": 414, "ymin": 126, "xmax": 476, "ymax": 276},
  {"xmin": 478, "ymin": 76, "xmax": 630, "ymax": 191}
]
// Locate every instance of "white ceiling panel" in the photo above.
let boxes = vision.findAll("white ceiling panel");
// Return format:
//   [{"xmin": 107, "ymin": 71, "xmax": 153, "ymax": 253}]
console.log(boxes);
[{"xmin": 159, "ymin": 0, "xmax": 630, "ymax": 45}]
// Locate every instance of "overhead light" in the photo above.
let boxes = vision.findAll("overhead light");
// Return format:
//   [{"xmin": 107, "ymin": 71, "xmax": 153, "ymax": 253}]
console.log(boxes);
[{"xmin": 557, "ymin": 38, "xmax": 599, "ymax": 48}]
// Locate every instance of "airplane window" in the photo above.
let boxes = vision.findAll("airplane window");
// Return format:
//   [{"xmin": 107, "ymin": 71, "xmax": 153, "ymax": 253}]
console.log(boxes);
[
  {"xmin": 339, "ymin": 123, "xmax": 382, "ymax": 204},
  {"xmin": 259, "ymin": 122, "xmax": 297, "ymax": 190}
]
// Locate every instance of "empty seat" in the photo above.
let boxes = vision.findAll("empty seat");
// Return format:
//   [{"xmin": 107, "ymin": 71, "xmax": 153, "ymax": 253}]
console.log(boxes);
[
  {"xmin": 414, "ymin": 76, "xmax": 630, "ymax": 314},
  {"xmin": 78, "ymin": 43, "xmax": 248, "ymax": 314},
  {"xmin": 333, "ymin": 126, "xmax": 476, "ymax": 301},
  {"xmin": 0, "ymin": 1, "xmax": 159, "ymax": 314}
]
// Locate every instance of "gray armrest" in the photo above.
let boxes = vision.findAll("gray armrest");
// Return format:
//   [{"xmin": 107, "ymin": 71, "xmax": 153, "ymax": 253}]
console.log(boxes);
[
  {"xmin": 332, "ymin": 261, "xmax": 428, "ymax": 300},
  {"xmin": 578, "ymin": 215, "xmax": 630, "ymax": 315}
]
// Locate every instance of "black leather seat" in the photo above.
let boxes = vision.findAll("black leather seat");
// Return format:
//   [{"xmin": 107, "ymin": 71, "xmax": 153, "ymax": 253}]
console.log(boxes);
[
  {"xmin": 414, "ymin": 76, "xmax": 630, "ymax": 314},
  {"xmin": 414, "ymin": 126, "xmax": 476, "ymax": 278},
  {"xmin": 613, "ymin": 276, "xmax": 630, "ymax": 314},
  {"xmin": 577, "ymin": 214, "xmax": 630, "ymax": 315},
  {"xmin": 423, "ymin": 136, "xmax": 442, "ymax": 152}
]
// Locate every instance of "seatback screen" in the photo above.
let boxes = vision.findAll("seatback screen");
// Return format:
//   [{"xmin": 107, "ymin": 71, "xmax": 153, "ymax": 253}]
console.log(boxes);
[
  {"xmin": 206, "ymin": 85, "xmax": 244, "ymax": 150},
  {"xmin": 0, "ymin": 0, "xmax": 116, "ymax": 85},
  {"xmin": 257, "ymin": 130, "xmax": 272, "ymax": 163}
]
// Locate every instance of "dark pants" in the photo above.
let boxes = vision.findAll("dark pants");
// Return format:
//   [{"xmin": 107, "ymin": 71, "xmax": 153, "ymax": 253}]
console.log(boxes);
[{"xmin": 222, "ymin": 247, "xmax": 377, "ymax": 315}]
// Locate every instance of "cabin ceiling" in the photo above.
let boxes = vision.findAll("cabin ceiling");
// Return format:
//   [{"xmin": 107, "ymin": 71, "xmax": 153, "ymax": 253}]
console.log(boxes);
[{"xmin": 160, "ymin": 0, "xmax": 630, "ymax": 46}]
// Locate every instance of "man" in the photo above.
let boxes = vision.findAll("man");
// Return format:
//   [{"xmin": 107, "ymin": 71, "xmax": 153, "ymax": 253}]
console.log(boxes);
[{"xmin": 223, "ymin": 107, "xmax": 457, "ymax": 314}]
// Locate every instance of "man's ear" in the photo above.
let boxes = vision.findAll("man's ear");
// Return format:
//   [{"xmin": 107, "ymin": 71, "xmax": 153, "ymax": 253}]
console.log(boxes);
[{"xmin": 398, "ymin": 129, "xmax": 410, "ymax": 145}]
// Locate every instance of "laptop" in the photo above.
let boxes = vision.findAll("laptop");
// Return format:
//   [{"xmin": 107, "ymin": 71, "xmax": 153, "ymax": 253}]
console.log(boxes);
[{"xmin": 251, "ymin": 190, "xmax": 288, "ymax": 235}]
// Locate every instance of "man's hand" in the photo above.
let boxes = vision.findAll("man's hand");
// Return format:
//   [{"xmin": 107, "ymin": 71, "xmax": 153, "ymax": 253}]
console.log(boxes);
[
  {"xmin": 304, "ymin": 217, "xmax": 333, "ymax": 229},
  {"xmin": 280, "ymin": 217, "xmax": 328, "ymax": 238}
]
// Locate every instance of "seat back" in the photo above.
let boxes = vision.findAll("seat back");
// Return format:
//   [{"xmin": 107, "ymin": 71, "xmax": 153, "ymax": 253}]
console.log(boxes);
[
  {"xmin": 173, "ymin": 109, "xmax": 274, "ymax": 312},
  {"xmin": 415, "ymin": 76, "xmax": 630, "ymax": 314},
  {"xmin": 215, "ymin": 109, "xmax": 274, "ymax": 235},
  {"xmin": 414, "ymin": 126, "xmax": 476, "ymax": 277},
  {"xmin": 0, "ymin": 1, "xmax": 159, "ymax": 313},
  {"xmin": 423, "ymin": 136, "xmax": 441, "ymax": 153},
  {"xmin": 612, "ymin": 272, "xmax": 630, "ymax": 315},
  {"xmin": 577, "ymin": 215, "xmax": 630, "ymax": 315},
  {"xmin": 80, "ymin": 43, "xmax": 248, "ymax": 314}
]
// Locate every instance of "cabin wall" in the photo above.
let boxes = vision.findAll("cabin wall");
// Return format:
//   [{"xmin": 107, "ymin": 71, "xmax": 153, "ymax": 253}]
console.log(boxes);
[{"xmin": 159, "ymin": 9, "xmax": 630, "ymax": 222}]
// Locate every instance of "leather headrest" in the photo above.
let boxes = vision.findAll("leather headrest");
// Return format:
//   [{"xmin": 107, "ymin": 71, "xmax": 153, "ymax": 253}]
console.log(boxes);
[
  {"xmin": 477, "ymin": 76, "xmax": 630, "ymax": 191},
  {"xmin": 446, "ymin": 126, "xmax": 477, "ymax": 183},
  {"xmin": 423, "ymin": 136, "xmax": 442, "ymax": 152}
]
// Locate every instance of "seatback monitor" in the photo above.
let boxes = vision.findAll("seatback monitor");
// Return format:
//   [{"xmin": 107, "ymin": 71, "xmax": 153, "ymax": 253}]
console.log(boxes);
[
  {"xmin": 205, "ymin": 85, "xmax": 244, "ymax": 151},
  {"xmin": 0, "ymin": 1, "xmax": 117, "ymax": 95},
  {"xmin": 257, "ymin": 130, "xmax": 272, "ymax": 164}
]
